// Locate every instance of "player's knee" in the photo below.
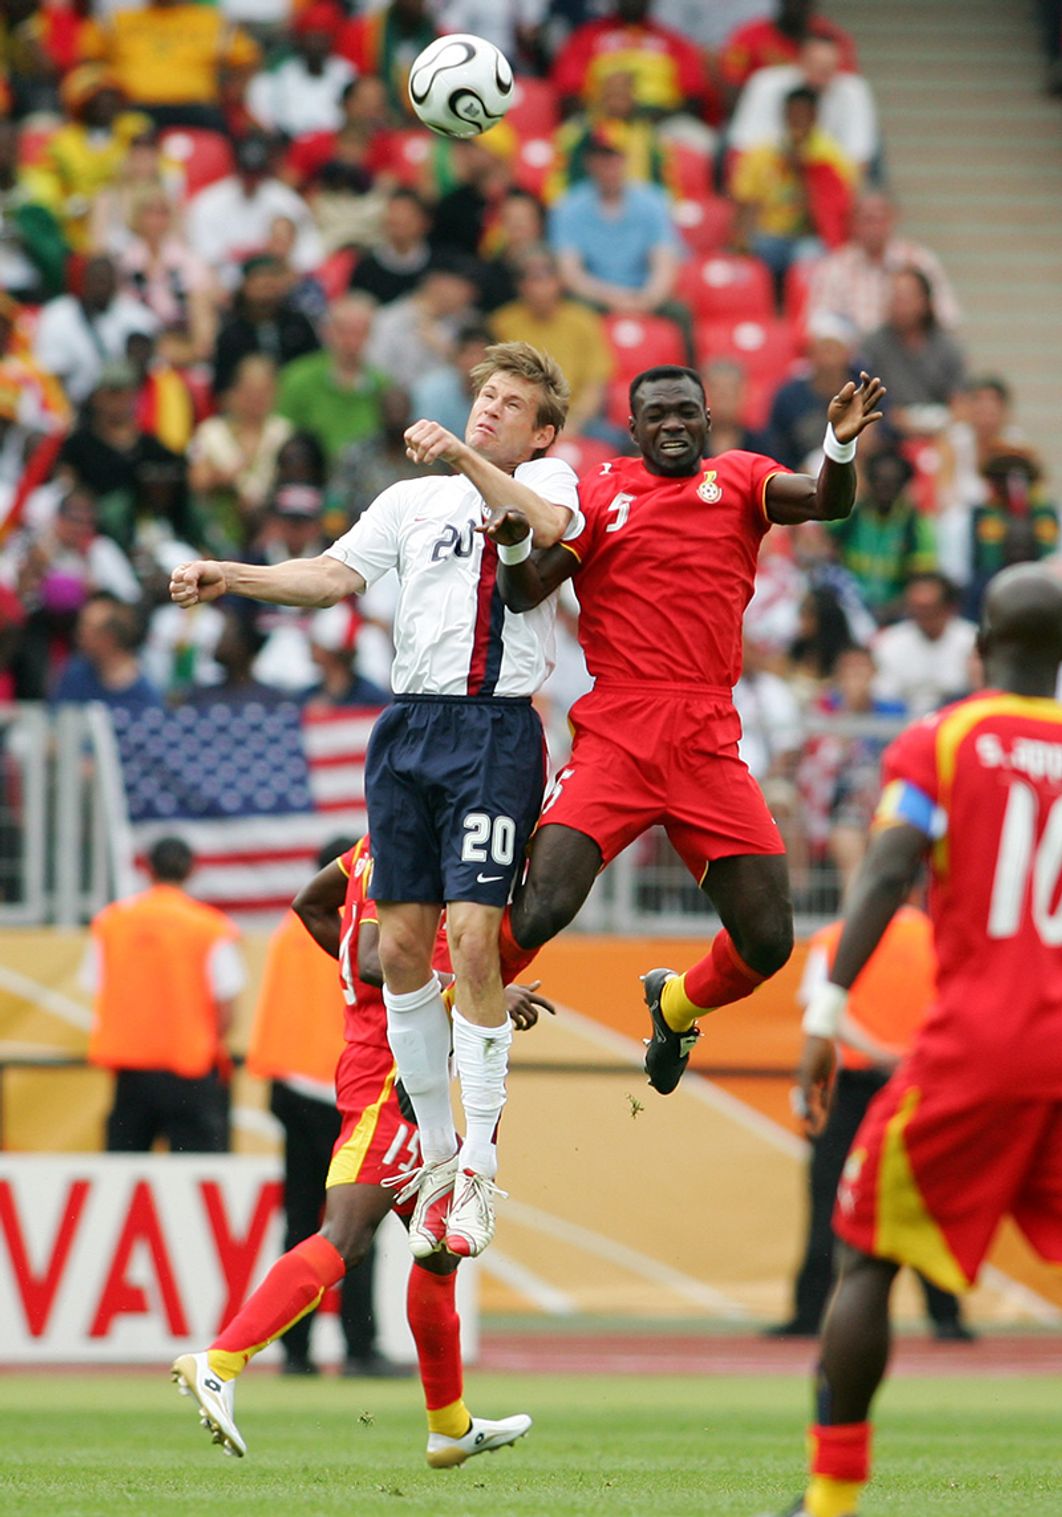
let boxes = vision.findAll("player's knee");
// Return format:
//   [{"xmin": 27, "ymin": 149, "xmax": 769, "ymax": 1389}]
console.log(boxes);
[
  {"xmin": 742, "ymin": 916, "xmax": 794, "ymax": 977},
  {"xmin": 320, "ymin": 1218, "xmax": 372, "ymax": 1271},
  {"xmin": 378, "ymin": 923, "xmax": 431, "ymax": 988},
  {"xmin": 512, "ymin": 878, "xmax": 584, "ymax": 948},
  {"xmin": 447, "ymin": 914, "xmax": 499, "ymax": 987}
]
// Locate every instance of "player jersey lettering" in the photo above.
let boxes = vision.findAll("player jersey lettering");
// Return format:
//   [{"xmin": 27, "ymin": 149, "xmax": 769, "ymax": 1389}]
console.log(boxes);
[
  {"xmin": 879, "ymin": 692, "xmax": 1062, "ymax": 1096},
  {"xmin": 564, "ymin": 451, "xmax": 789, "ymax": 689},
  {"xmin": 324, "ymin": 458, "xmax": 582, "ymax": 697}
]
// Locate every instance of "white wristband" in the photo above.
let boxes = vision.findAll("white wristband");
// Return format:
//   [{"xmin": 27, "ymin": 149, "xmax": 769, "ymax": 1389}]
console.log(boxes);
[
  {"xmin": 823, "ymin": 423, "xmax": 857, "ymax": 464},
  {"xmin": 497, "ymin": 534, "xmax": 532, "ymax": 565},
  {"xmin": 802, "ymin": 982, "xmax": 848, "ymax": 1038}
]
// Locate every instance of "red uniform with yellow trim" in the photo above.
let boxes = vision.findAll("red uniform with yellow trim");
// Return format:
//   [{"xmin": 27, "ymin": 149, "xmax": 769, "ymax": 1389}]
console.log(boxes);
[
  {"xmin": 542, "ymin": 451, "xmax": 791, "ymax": 878},
  {"xmin": 835, "ymin": 691, "xmax": 1062, "ymax": 1291},
  {"xmin": 326, "ymin": 836, "xmax": 450, "ymax": 1204}
]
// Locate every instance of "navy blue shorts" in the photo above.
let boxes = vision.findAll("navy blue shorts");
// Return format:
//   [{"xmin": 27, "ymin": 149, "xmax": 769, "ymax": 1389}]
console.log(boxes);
[{"xmin": 364, "ymin": 695, "xmax": 545, "ymax": 907}]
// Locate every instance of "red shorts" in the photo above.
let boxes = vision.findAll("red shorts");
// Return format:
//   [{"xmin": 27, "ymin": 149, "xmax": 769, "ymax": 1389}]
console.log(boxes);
[
  {"xmin": 325, "ymin": 1041, "xmax": 421, "ymax": 1213},
  {"xmin": 834, "ymin": 1062, "xmax": 1062, "ymax": 1292},
  {"xmin": 540, "ymin": 684, "xmax": 784, "ymax": 880}
]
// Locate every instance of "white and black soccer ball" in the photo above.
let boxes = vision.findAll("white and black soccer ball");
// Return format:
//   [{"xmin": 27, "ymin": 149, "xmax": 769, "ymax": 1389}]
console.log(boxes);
[{"xmin": 408, "ymin": 33, "xmax": 515, "ymax": 140}]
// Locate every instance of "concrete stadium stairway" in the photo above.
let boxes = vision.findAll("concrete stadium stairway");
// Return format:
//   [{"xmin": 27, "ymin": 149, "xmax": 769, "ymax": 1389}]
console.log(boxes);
[{"xmin": 822, "ymin": 0, "xmax": 1062, "ymax": 483}]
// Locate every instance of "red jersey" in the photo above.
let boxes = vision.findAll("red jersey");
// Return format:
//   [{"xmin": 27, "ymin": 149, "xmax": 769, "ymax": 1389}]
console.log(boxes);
[
  {"xmin": 877, "ymin": 691, "xmax": 1062, "ymax": 1096},
  {"xmin": 551, "ymin": 19, "xmax": 718, "ymax": 120},
  {"xmin": 719, "ymin": 18, "xmax": 859, "ymax": 90},
  {"xmin": 337, "ymin": 837, "xmax": 451, "ymax": 1052},
  {"xmin": 565, "ymin": 451, "xmax": 789, "ymax": 690}
]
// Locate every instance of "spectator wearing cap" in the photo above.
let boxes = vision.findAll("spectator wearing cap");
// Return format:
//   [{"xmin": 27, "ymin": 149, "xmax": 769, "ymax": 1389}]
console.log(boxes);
[
  {"xmin": 84, "ymin": 834, "xmax": 243, "ymax": 1152},
  {"xmin": 187, "ymin": 134, "xmax": 322, "ymax": 291},
  {"xmin": 730, "ymin": 84, "xmax": 855, "ymax": 290},
  {"xmin": 491, "ymin": 247, "xmax": 613, "ymax": 437},
  {"xmin": 305, "ymin": 603, "xmax": 391, "ymax": 710},
  {"xmin": 766, "ymin": 312, "xmax": 860, "ymax": 470},
  {"xmin": 806, "ymin": 191, "xmax": 961, "ymax": 339},
  {"xmin": 34, "ymin": 253, "xmax": 159, "ymax": 407},
  {"xmin": 118, "ymin": 185, "xmax": 219, "ymax": 366},
  {"xmin": 827, "ymin": 447, "xmax": 937, "ymax": 623},
  {"xmin": 51, "ymin": 590, "xmax": 163, "ymax": 711},
  {"xmin": 364, "ymin": 260, "xmax": 478, "ymax": 393},
  {"xmin": 728, "ymin": 32, "xmax": 880, "ymax": 178},
  {"xmin": 189, "ymin": 354, "xmax": 293, "ymax": 554},
  {"xmin": 0, "ymin": 120, "xmax": 69, "ymax": 303},
  {"xmin": 334, "ymin": 0, "xmax": 438, "ymax": 119},
  {"xmin": 549, "ymin": 133, "xmax": 684, "ymax": 322},
  {"xmin": 79, "ymin": 0, "xmax": 255, "ymax": 131},
  {"xmin": 55, "ymin": 357, "xmax": 191, "ymax": 555},
  {"xmin": 349, "ymin": 189, "xmax": 434, "ymax": 307},
  {"xmin": 248, "ymin": 3, "xmax": 356, "ymax": 139},
  {"xmin": 212, "ymin": 254, "xmax": 320, "ymax": 400},
  {"xmin": 278, "ymin": 294, "xmax": 389, "ymax": 464},
  {"xmin": 21, "ymin": 65, "xmax": 153, "ymax": 254},
  {"xmin": 720, "ymin": 0, "xmax": 859, "ymax": 97}
]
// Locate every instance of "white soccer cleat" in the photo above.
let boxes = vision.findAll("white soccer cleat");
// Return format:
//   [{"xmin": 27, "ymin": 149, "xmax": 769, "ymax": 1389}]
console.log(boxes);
[
  {"xmin": 171, "ymin": 1351, "xmax": 247, "ymax": 1458},
  {"xmin": 388, "ymin": 1154, "xmax": 460, "ymax": 1258},
  {"xmin": 444, "ymin": 1168, "xmax": 507, "ymax": 1258},
  {"xmin": 426, "ymin": 1412, "xmax": 532, "ymax": 1469}
]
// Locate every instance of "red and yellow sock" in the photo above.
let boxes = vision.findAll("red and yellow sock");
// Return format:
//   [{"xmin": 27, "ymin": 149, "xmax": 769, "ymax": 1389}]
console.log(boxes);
[
  {"xmin": 498, "ymin": 907, "xmax": 540, "ymax": 987},
  {"xmin": 206, "ymin": 1233, "xmax": 345, "ymax": 1380},
  {"xmin": 660, "ymin": 930, "xmax": 767, "ymax": 1032},
  {"xmin": 804, "ymin": 1421, "xmax": 870, "ymax": 1516},
  {"xmin": 407, "ymin": 1263, "xmax": 469, "ymax": 1438}
]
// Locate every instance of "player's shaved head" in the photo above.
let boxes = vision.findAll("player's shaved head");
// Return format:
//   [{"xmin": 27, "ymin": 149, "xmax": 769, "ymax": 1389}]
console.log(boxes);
[{"xmin": 979, "ymin": 564, "xmax": 1062, "ymax": 695}]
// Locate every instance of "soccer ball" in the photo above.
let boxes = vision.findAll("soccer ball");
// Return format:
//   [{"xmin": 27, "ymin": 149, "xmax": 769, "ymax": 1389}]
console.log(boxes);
[{"xmin": 408, "ymin": 33, "xmax": 515, "ymax": 140}]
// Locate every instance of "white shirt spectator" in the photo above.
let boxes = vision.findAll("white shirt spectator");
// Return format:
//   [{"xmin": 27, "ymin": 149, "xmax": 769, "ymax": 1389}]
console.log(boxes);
[
  {"xmin": 187, "ymin": 176, "xmax": 322, "ymax": 286},
  {"xmin": 0, "ymin": 529, "xmax": 141, "ymax": 603},
  {"xmin": 733, "ymin": 668, "xmax": 804, "ymax": 781},
  {"xmin": 658, "ymin": 0, "xmax": 768, "ymax": 49},
  {"xmin": 871, "ymin": 615, "xmax": 977, "ymax": 717},
  {"xmin": 33, "ymin": 294, "xmax": 159, "ymax": 405},
  {"xmin": 325, "ymin": 459, "xmax": 581, "ymax": 697},
  {"xmin": 431, "ymin": 0, "xmax": 548, "ymax": 55},
  {"xmin": 729, "ymin": 62, "xmax": 879, "ymax": 168},
  {"xmin": 807, "ymin": 238, "xmax": 960, "ymax": 337},
  {"xmin": 248, "ymin": 55, "xmax": 356, "ymax": 137}
]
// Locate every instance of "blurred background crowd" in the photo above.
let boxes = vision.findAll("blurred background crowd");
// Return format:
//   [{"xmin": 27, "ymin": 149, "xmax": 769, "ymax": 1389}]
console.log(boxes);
[{"xmin": 1, "ymin": 0, "xmax": 1060, "ymax": 911}]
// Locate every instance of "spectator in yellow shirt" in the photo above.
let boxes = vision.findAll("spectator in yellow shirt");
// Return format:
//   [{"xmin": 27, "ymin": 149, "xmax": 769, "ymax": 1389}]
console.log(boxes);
[
  {"xmin": 490, "ymin": 246, "xmax": 614, "ymax": 440},
  {"xmin": 80, "ymin": 0, "xmax": 253, "ymax": 131},
  {"xmin": 23, "ymin": 65, "xmax": 153, "ymax": 253}
]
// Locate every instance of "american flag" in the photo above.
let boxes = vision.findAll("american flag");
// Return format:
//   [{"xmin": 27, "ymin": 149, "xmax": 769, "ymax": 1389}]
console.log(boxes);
[{"xmin": 110, "ymin": 700, "xmax": 384, "ymax": 924}]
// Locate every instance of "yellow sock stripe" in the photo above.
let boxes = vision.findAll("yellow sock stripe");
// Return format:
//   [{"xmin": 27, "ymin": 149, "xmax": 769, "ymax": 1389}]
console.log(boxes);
[
  {"xmin": 325, "ymin": 1067, "xmax": 397, "ymax": 1188},
  {"xmin": 426, "ymin": 1397, "xmax": 471, "ymax": 1438},
  {"xmin": 660, "ymin": 972, "xmax": 702, "ymax": 1033},
  {"xmin": 805, "ymin": 1476, "xmax": 864, "ymax": 1517},
  {"xmin": 207, "ymin": 1286, "xmax": 327, "ymax": 1380}
]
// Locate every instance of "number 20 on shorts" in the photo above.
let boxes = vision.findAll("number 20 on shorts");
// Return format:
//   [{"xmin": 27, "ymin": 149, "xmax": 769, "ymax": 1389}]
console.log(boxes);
[{"xmin": 461, "ymin": 812, "xmax": 516, "ymax": 866}]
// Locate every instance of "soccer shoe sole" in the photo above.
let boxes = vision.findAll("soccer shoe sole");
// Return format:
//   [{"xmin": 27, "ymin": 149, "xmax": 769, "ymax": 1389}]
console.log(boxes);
[
  {"xmin": 641, "ymin": 967, "xmax": 701, "ymax": 1094},
  {"xmin": 426, "ymin": 1414, "xmax": 532, "ymax": 1469},
  {"xmin": 171, "ymin": 1354, "xmax": 247, "ymax": 1458}
]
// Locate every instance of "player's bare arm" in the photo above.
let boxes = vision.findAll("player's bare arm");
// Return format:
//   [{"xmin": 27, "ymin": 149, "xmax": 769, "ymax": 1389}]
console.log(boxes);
[
  {"xmin": 797, "ymin": 820, "xmax": 925, "ymax": 1132},
  {"xmin": 765, "ymin": 371, "xmax": 887, "ymax": 526},
  {"xmin": 170, "ymin": 554, "xmax": 366, "ymax": 610},
  {"xmin": 292, "ymin": 859, "xmax": 349, "ymax": 960},
  {"xmin": 485, "ymin": 507, "xmax": 577, "ymax": 612}
]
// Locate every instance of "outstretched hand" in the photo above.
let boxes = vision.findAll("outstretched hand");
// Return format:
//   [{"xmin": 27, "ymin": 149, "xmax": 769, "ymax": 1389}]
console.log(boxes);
[
  {"xmin": 170, "ymin": 560, "xmax": 228, "ymax": 607},
  {"xmin": 794, "ymin": 1034, "xmax": 837, "ymax": 1137},
  {"xmin": 480, "ymin": 507, "xmax": 533, "ymax": 547},
  {"xmin": 404, "ymin": 419, "xmax": 464, "ymax": 467},
  {"xmin": 505, "ymin": 979, "xmax": 556, "ymax": 1031},
  {"xmin": 827, "ymin": 371, "xmax": 887, "ymax": 445}
]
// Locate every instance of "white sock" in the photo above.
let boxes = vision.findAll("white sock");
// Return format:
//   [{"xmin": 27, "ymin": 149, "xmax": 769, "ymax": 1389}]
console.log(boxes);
[
  {"xmin": 384, "ymin": 978, "xmax": 457, "ymax": 1164},
  {"xmin": 452, "ymin": 1008, "xmax": 511, "ymax": 1179}
]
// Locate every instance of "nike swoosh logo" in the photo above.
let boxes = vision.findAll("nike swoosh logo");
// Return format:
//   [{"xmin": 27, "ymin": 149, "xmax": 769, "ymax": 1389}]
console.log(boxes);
[{"xmin": 476, "ymin": 873, "xmax": 504, "ymax": 883}]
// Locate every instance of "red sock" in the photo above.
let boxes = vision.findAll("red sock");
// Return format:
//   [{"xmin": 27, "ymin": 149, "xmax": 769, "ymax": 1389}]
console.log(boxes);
[
  {"xmin": 208, "ymin": 1234, "xmax": 344, "ymax": 1375},
  {"xmin": 684, "ymin": 929, "xmax": 766, "ymax": 1010},
  {"xmin": 407, "ymin": 1263, "xmax": 463, "ymax": 1414},
  {"xmin": 809, "ymin": 1422, "xmax": 872, "ymax": 1482},
  {"xmin": 498, "ymin": 906, "xmax": 539, "ymax": 987}
]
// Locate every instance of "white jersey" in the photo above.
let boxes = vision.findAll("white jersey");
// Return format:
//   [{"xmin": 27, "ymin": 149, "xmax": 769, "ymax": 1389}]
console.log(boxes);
[{"xmin": 326, "ymin": 457, "xmax": 582, "ymax": 698}]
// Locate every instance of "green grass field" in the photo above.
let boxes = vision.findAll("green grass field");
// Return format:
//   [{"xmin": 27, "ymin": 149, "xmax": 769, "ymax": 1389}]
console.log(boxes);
[{"xmin": 0, "ymin": 1370, "xmax": 1058, "ymax": 1516}]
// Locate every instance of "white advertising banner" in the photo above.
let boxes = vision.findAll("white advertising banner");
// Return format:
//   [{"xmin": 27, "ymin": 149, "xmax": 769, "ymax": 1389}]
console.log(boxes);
[{"xmin": 0, "ymin": 1155, "xmax": 477, "ymax": 1365}]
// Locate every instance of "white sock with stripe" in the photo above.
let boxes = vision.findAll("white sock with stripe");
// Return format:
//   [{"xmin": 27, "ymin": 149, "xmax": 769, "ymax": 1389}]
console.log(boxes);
[
  {"xmin": 452, "ymin": 1009, "xmax": 511, "ymax": 1179},
  {"xmin": 383, "ymin": 978, "xmax": 457, "ymax": 1164}
]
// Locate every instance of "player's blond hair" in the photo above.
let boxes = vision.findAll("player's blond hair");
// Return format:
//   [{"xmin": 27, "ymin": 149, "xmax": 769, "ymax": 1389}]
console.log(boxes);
[{"xmin": 470, "ymin": 341, "xmax": 571, "ymax": 435}]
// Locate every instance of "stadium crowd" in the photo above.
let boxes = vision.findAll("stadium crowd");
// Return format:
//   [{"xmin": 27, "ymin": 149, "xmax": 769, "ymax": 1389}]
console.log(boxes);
[{"xmin": 0, "ymin": 0, "xmax": 1057, "ymax": 903}]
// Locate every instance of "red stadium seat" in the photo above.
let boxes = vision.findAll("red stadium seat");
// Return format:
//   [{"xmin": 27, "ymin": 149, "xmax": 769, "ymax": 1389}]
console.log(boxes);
[
  {"xmin": 783, "ymin": 258, "xmax": 822, "ymax": 337},
  {"xmin": 507, "ymin": 76, "xmax": 559, "ymax": 138},
  {"xmin": 676, "ymin": 253, "xmax": 774, "ymax": 324},
  {"xmin": 604, "ymin": 314, "xmax": 687, "ymax": 425},
  {"xmin": 673, "ymin": 194, "xmax": 735, "ymax": 255},
  {"xmin": 696, "ymin": 316, "xmax": 799, "ymax": 378},
  {"xmin": 514, "ymin": 135, "xmax": 555, "ymax": 197},
  {"xmin": 549, "ymin": 435, "xmax": 616, "ymax": 478},
  {"xmin": 316, "ymin": 247, "xmax": 358, "ymax": 300},
  {"xmin": 385, "ymin": 128, "xmax": 436, "ymax": 188},
  {"xmin": 160, "ymin": 128, "xmax": 235, "ymax": 197},
  {"xmin": 664, "ymin": 139, "xmax": 714, "ymax": 200}
]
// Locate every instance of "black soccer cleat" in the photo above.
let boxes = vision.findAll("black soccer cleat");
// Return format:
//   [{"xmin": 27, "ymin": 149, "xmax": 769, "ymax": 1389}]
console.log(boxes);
[{"xmin": 641, "ymin": 967, "xmax": 701, "ymax": 1095}]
